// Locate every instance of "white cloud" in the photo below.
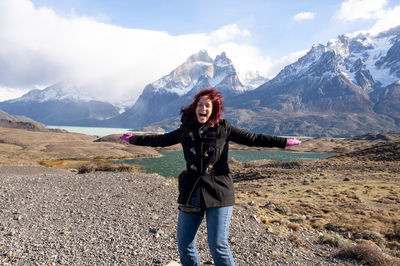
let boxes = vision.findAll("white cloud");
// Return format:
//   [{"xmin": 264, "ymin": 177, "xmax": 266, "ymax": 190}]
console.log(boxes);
[
  {"xmin": 334, "ymin": 0, "xmax": 400, "ymax": 35},
  {"xmin": 293, "ymin": 12, "xmax": 316, "ymax": 21},
  {"xmin": 0, "ymin": 86, "xmax": 30, "ymax": 102},
  {"xmin": 369, "ymin": 5, "xmax": 400, "ymax": 34},
  {"xmin": 335, "ymin": 0, "xmax": 387, "ymax": 21},
  {"xmin": 0, "ymin": 0, "xmax": 296, "ymax": 104},
  {"xmin": 209, "ymin": 24, "xmax": 251, "ymax": 43}
]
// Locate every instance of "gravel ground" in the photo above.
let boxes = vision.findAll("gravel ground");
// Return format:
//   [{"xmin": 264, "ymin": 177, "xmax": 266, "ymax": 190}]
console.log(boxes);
[{"xmin": 0, "ymin": 166, "xmax": 364, "ymax": 265}]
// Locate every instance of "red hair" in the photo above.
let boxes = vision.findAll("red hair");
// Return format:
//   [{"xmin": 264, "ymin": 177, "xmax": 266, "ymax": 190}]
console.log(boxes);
[{"xmin": 180, "ymin": 88, "xmax": 224, "ymax": 125}]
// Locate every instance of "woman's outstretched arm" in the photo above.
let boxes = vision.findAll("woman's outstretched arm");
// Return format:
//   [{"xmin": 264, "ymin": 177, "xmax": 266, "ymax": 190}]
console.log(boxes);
[
  {"xmin": 120, "ymin": 127, "xmax": 182, "ymax": 147},
  {"xmin": 227, "ymin": 121, "xmax": 300, "ymax": 148}
]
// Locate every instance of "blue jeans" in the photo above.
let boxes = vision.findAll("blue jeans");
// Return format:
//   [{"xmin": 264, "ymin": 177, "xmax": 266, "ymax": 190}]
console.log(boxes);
[{"xmin": 177, "ymin": 189, "xmax": 235, "ymax": 266}]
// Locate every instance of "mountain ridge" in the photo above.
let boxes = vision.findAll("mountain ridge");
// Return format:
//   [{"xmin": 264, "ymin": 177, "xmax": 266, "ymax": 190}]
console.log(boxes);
[{"xmin": 0, "ymin": 83, "xmax": 120, "ymax": 126}]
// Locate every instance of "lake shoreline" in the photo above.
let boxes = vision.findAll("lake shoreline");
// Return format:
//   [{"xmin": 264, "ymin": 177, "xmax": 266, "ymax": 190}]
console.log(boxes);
[{"xmin": 118, "ymin": 150, "xmax": 335, "ymax": 178}]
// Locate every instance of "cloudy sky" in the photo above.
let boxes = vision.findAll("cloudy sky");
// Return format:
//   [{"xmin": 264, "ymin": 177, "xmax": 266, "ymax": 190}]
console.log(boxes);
[{"xmin": 0, "ymin": 0, "xmax": 399, "ymax": 103}]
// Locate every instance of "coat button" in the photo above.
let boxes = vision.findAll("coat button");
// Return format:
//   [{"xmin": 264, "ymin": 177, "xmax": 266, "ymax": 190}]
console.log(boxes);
[{"xmin": 205, "ymin": 164, "xmax": 213, "ymax": 174}]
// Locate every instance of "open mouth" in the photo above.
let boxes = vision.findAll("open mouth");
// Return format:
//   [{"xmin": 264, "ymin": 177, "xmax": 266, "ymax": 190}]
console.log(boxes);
[{"xmin": 199, "ymin": 113, "xmax": 207, "ymax": 118}]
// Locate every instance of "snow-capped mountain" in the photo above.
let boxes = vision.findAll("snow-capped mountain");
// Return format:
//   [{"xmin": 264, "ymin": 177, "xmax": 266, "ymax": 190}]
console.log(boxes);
[
  {"xmin": 0, "ymin": 82, "xmax": 120, "ymax": 126},
  {"xmin": 151, "ymin": 50, "xmax": 214, "ymax": 96},
  {"xmin": 111, "ymin": 25, "xmax": 400, "ymax": 136},
  {"xmin": 239, "ymin": 26, "xmax": 400, "ymax": 111},
  {"xmin": 8, "ymin": 82, "xmax": 96, "ymax": 103},
  {"xmin": 272, "ymin": 28, "xmax": 399, "ymax": 89},
  {"xmin": 240, "ymin": 71, "xmax": 270, "ymax": 90},
  {"xmin": 150, "ymin": 50, "xmax": 245, "ymax": 96},
  {"xmin": 226, "ymin": 25, "xmax": 400, "ymax": 136},
  {"xmin": 109, "ymin": 50, "xmax": 247, "ymax": 128}
]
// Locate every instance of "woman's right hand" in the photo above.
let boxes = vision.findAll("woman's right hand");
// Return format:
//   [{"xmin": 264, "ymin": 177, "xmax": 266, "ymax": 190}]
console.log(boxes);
[
  {"xmin": 286, "ymin": 138, "xmax": 301, "ymax": 147},
  {"xmin": 119, "ymin": 133, "xmax": 133, "ymax": 143}
]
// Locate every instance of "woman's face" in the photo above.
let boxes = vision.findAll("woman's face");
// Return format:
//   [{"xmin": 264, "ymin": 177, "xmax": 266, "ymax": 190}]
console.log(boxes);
[{"xmin": 196, "ymin": 96, "xmax": 213, "ymax": 124}]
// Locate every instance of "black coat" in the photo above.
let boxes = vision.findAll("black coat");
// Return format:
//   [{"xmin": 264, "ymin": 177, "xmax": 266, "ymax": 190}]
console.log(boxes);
[{"xmin": 130, "ymin": 113, "xmax": 287, "ymax": 208}]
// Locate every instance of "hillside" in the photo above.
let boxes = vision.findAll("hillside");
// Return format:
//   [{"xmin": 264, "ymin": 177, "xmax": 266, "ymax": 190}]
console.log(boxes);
[
  {"xmin": 0, "ymin": 127, "xmax": 159, "ymax": 166},
  {"xmin": 334, "ymin": 141, "xmax": 400, "ymax": 161},
  {"xmin": 229, "ymin": 141, "xmax": 400, "ymax": 262}
]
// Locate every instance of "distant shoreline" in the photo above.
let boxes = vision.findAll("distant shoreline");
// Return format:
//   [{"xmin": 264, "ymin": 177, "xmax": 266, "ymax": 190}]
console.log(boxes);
[
  {"xmin": 46, "ymin": 125, "xmax": 144, "ymax": 137},
  {"xmin": 46, "ymin": 125, "xmax": 323, "ymax": 139}
]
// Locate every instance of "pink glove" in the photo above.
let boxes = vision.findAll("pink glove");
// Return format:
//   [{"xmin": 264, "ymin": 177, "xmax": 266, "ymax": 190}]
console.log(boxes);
[
  {"xmin": 119, "ymin": 133, "xmax": 133, "ymax": 143},
  {"xmin": 286, "ymin": 138, "xmax": 301, "ymax": 147}
]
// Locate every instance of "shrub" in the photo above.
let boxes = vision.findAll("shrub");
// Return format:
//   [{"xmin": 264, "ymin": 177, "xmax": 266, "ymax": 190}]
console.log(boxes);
[
  {"xmin": 324, "ymin": 223, "xmax": 345, "ymax": 233},
  {"xmin": 268, "ymin": 217, "xmax": 282, "ymax": 225},
  {"xmin": 287, "ymin": 223, "xmax": 301, "ymax": 232},
  {"xmin": 394, "ymin": 225, "xmax": 400, "ymax": 240},
  {"xmin": 77, "ymin": 162, "xmax": 140, "ymax": 174},
  {"xmin": 356, "ymin": 230, "xmax": 385, "ymax": 244},
  {"xmin": 259, "ymin": 215, "xmax": 270, "ymax": 226},
  {"xmin": 288, "ymin": 233, "xmax": 303, "ymax": 247},
  {"xmin": 335, "ymin": 242, "xmax": 400, "ymax": 266},
  {"xmin": 317, "ymin": 233, "xmax": 350, "ymax": 248},
  {"xmin": 275, "ymin": 204, "xmax": 291, "ymax": 215},
  {"xmin": 77, "ymin": 164, "xmax": 95, "ymax": 174},
  {"xmin": 387, "ymin": 242, "xmax": 400, "ymax": 258},
  {"xmin": 289, "ymin": 215, "xmax": 306, "ymax": 223}
]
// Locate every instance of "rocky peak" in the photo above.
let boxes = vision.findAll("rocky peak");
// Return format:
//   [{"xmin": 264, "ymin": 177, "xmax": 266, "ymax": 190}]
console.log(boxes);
[
  {"xmin": 151, "ymin": 51, "xmax": 214, "ymax": 94},
  {"xmin": 299, "ymin": 44, "xmax": 326, "ymax": 66},
  {"xmin": 214, "ymin": 52, "xmax": 231, "ymax": 66},
  {"xmin": 213, "ymin": 52, "xmax": 235, "ymax": 76},
  {"xmin": 185, "ymin": 50, "xmax": 213, "ymax": 64},
  {"xmin": 273, "ymin": 44, "xmax": 326, "ymax": 82},
  {"xmin": 240, "ymin": 71, "xmax": 269, "ymax": 90},
  {"xmin": 327, "ymin": 35, "xmax": 350, "ymax": 57},
  {"xmin": 375, "ymin": 39, "xmax": 400, "ymax": 77},
  {"xmin": 349, "ymin": 33, "xmax": 374, "ymax": 53},
  {"xmin": 376, "ymin": 24, "xmax": 400, "ymax": 39}
]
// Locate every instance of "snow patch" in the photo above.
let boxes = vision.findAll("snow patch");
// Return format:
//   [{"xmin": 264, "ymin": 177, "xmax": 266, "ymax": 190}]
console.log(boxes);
[
  {"xmin": 209, "ymin": 73, "xmax": 227, "ymax": 87},
  {"xmin": 364, "ymin": 36, "xmax": 398, "ymax": 86},
  {"xmin": 240, "ymin": 71, "xmax": 269, "ymax": 90},
  {"xmin": 10, "ymin": 83, "xmax": 99, "ymax": 103},
  {"xmin": 215, "ymin": 59, "xmax": 230, "ymax": 68},
  {"xmin": 339, "ymin": 65, "xmax": 356, "ymax": 82},
  {"xmin": 165, "ymin": 81, "xmax": 197, "ymax": 96}
]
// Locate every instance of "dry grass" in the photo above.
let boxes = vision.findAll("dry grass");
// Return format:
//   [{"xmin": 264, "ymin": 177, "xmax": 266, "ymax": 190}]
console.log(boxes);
[
  {"xmin": 288, "ymin": 233, "xmax": 303, "ymax": 248},
  {"xmin": 287, "ymin": 223, "xmax": 301, "ymax": 232},
  {"xmin": 0, "ymin": 127, "xmax": 160, "ymax": 166},
  {"xmin": 335, "ymin": 242, "xmax": 400, "ymax": 266},
  {"xmin": 317, "ymin": 233, "xmax": 351, "ymax": 248},
  {"xmin": 77, "ymin": 162, "xmax": 142, "ymax": 174},
  {"xmin": 232, "ymin": 156, "xmax": 400, "ymax": 258}
]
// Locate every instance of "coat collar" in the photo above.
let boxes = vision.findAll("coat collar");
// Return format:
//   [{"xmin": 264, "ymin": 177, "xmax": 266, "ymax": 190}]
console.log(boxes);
[{"xmin": 181, "ymin": 113, "xmax": 210, "ymax": 128}]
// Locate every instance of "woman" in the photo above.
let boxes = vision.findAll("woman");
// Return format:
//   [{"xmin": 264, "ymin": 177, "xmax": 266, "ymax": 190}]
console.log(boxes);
[{"xmin": 120, "ymin": 88, "xmax": 300, "ymax": 266}]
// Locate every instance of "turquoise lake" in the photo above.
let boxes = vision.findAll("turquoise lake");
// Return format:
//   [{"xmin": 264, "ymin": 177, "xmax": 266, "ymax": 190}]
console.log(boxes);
[
  {"xmin": 117, "ymin": 150, "xmax": 335, "ymax": 178},
  {"xmin": 44, "ymin": 125, "xmax": 335, "ymax": 178}
]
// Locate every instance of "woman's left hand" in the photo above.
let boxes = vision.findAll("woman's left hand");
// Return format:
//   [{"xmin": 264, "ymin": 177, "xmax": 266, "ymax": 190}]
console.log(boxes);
[
  {"xmin": 286, "ymin": 138, "xmax": 301, "ymax": 147},
  {"xmin": 119, "ymin": 133, "xmax": 133, "ymax": 143}
]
